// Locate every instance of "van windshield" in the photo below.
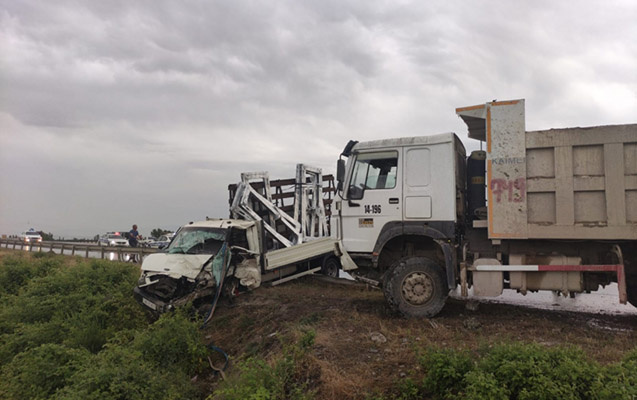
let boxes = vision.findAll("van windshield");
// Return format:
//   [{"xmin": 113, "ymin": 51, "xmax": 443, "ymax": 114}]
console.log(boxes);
[{"xmin": 166, "ymin": 227, "xmax": 226, "ymax": 255}]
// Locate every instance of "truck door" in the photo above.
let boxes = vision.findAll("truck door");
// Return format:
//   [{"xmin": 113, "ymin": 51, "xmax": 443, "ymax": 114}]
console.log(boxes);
[
  {"xmin": 340, "ymin": 149, "xmax": 402, "ymax": 252},
  {"xmin": 403, "ymin": 147, "xmax": 433, "ymax": 220}
]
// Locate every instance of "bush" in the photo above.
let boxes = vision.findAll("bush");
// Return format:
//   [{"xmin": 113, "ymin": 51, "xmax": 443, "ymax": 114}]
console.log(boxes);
[
  {"xmin": 0, "ymin": 254, "xmax": 211, "ymax": 399},
  {"xmin": 417, "ymin": 343, "xmax": 637, "ymax": 400},
  {"xmin": 212, "ymin": 332, "xmax": 316, "ymax": 400},
  {"xmin": 132, "ymin": 309, "xmax": 209, "ymax": 375},
  {"xmin": 54, "ymin": 341, "xmax": 200, "ymax": 400},
  {"xmin": 420, "ymin": 348, "xmax": 473, "ymax": 397},
  {"xmin": 0, "ymin": 258, "xmax": 148, "ymax": 364},
  {"xmin": 0, "ymin": 343, "xmax": 90, "ymax": 400},
  {"xmin": 591, "ymin": 347, "xmax": 637, "ymax": 399},
  {"xmin": 0, "ymin": 254, "xmax": 61, "ymax": 297}
]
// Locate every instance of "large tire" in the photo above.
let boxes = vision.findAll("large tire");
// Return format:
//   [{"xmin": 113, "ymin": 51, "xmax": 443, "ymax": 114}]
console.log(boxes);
[
  {"xmin": 321, "ymin": 256, "xmax": 341, "ymax": 278},
  {"xmin": 383, "ymin": 257, "xmax": 448, "ymax": 318}
]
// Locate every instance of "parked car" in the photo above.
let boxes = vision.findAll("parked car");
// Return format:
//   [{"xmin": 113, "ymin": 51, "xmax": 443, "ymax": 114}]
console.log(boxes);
[
  {"xmin": 20, "ymin": 229, "xmax": 42, "ymax": 243},
  {"xmin": 98, "ymin": 233, "xmax": 129, "ymax": 247},
  {"xmin": 148, "ymin": 233, "xmax": 174, "ymax": 249}
]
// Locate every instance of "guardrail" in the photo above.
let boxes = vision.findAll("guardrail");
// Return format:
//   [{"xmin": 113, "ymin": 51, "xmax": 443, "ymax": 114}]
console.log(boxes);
[{"xmin": 0, "ymin": 239, "xmax": 160, "ymax": 263}]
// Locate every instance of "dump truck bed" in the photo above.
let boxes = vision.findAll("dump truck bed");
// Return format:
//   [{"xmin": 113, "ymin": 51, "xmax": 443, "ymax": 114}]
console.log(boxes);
[{"xmin": 457, "ymin": 100, "xmax": 637, "ymax": 240}]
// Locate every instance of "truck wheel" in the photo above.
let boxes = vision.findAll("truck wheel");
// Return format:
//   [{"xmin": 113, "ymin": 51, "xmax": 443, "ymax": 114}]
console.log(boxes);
[
  {"xmin": 321, "ymin": 256, "xmax": 340, "ymax": 278},
  {"xmin": 383, "ymin": 257, "xmax": 448, "ymax": 318}
]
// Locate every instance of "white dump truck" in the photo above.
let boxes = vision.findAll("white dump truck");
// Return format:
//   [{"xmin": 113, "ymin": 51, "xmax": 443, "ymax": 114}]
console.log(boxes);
[
  {"xmin": 136, "ymin": 98, "xmax": 637, "ymax": 317},
  {"xmin": 335, "ymin": 99, "xmax": 636, "ymax": 316}
]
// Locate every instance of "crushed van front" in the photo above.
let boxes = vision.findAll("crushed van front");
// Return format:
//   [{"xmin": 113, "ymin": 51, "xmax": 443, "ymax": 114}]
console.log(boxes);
[{"xmin": 134, "ymin": 223, "xmax": 229, "ymax": 313}]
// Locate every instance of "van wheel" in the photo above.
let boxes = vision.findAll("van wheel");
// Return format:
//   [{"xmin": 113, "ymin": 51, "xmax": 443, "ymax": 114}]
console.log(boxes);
[
  {"xmin": 321, "ymin": 256, "xmax": 340, "ymax": 278},
  {"xmin": 384, "ymin": 257, "xmax": 448, "ymax": 318}
]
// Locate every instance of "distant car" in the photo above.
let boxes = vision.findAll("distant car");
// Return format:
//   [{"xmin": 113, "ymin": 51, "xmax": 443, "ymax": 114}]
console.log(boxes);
[
  {"xmin": 98, "ymin": 233, "xmax": 129, "ymax": 247},
  {"xmin": 20, "ymin": 230, "xmax": 42, "ymax": 243},
  {"xmin": 138, "ymin": 237, "xmax": 155, "ymax": 247},
  {"xmin": 148, "ymin": 233, "xmax": 174, "ymax": 249}
]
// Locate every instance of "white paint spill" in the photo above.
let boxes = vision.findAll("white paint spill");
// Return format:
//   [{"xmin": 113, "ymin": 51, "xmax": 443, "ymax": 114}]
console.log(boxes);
[{"xmin": 452, "ymin": 283, "xmax": 637, "ymax": 315}]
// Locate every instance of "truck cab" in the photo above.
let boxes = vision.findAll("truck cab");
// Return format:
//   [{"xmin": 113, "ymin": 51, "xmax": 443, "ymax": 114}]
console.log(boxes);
[{"xmin": 334, "ymin": 133, "xmax": 466, "ymax": 317}]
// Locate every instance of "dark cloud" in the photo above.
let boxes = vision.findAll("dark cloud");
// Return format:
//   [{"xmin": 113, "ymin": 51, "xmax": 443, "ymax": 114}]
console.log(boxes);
[{"xmin": 1, "ymin": 0, "xmax": 635, "ymax": 237}]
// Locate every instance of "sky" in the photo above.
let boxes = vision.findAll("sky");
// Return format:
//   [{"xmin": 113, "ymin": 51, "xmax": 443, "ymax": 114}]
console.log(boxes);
[{"xmin": 1, "ymin": 0, "xmax": 636, "ymax": 239}]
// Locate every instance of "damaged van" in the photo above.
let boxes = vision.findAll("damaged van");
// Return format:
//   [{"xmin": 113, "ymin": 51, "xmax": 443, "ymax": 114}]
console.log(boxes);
[{"xmin": 134, "ymin": 218, "xmax": 350, "ymax": 314}]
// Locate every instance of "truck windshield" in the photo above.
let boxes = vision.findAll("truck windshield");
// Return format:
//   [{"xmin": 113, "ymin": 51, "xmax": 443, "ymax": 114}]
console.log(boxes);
[{"xmin": 166, "ymin": 227, "xmax": 226, "ymax": 255}]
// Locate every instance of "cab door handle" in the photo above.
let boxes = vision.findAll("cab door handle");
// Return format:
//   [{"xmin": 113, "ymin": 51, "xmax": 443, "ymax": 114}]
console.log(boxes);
[{"xmin": 389, "ymin": 198, "xmax": 399, "ymax": 204}]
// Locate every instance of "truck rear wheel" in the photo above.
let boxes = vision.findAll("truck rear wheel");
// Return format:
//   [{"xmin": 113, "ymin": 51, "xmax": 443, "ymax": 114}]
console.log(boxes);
[{"xmin": 383, "ymin": 257, "xmax": 448, "ymax": 318}]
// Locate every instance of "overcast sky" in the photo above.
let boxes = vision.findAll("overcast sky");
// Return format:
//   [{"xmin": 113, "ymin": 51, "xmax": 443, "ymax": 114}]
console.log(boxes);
[{"xmin": 1, "ymin": 0, "xmax": 636, "ymax": 238}]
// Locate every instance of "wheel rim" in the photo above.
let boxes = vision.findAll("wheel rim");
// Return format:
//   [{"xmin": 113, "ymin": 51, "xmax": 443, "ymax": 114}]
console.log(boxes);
[{"xmin": 401, "ymin": 271, "xmax": 434, "ymax": 306}]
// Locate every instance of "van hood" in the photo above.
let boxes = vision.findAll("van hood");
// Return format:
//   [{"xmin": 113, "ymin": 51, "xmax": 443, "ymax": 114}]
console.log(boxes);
[{"xmin": 141, "ymin": 253, "xmax": 213, "ymax": 280}]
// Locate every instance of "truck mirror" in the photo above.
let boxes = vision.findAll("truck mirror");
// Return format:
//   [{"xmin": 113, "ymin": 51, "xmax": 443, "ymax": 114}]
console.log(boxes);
[
  {"xmin": 348, "ymin": 185, "xmax": 364, "ymax": 200},
  {"xmin": 336, "ymin": 159, "xmax": 345, "ymax": 183}
]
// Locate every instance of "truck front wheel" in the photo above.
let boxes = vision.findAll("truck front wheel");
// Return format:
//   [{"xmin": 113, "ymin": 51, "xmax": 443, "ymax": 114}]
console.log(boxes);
[{"xmin": 383, "ymin": 257, "xmax": 448, "ymax": 318}]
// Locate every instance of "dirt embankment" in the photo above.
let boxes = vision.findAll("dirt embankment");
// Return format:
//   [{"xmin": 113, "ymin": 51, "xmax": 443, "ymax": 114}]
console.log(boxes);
[{"xmin": 204, "ymin": 276, "xmax": 637, "ymax": 399}]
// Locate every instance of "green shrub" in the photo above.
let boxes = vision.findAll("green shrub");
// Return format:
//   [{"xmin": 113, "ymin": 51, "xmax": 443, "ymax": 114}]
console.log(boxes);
[
  {"xmin": 0, "ymin": 255, "xmax": 211, "ymax": 399},
  {"xmin": 462, "ymin": 370, "xmax": 508, "ymax": 400},
  {"xmin": 393, "ymin": 378, "xmax": 422, "ymax": 400},
  {"xmin": 0, "ymin": 254, "xmax": 62, "ymax": 297},
  {"xmin": 418, "ymin": 343, "xmax": 637, "ymax": 400},
  {"xmin": 299, "ymin": 328, "xmax": 316, "ymax": 350},
  {"xmin": 213, "ymin": 357, "xmax": 283, "ymax": 400},
  {"xmin": 212, "ymin": 334, "xmax": 315, "ymax": 400},
  {"xmin": 420, "ymin": 347, "xmax": 473, "ymax": 398},
  {"xmin": 476, "ymin": 343, "xmax": 597, "ymax": 400},
  {"xmin": 0, "ymin": 343, "xmax": 90, "ymax": 400},
  {"xmin": 53, "ymin": 343, "xmax": 199, "ymax": 400},
  {"xmin": 0, "ymin": 258, "xmax": 148, "ymax": 364},
  {"xmin": 132, "ymin": 309, "xmax": 209, "ymax": 375},
  {"xmin": 591, "ymin": 348, "xmax": 637, "ymax": 400}
]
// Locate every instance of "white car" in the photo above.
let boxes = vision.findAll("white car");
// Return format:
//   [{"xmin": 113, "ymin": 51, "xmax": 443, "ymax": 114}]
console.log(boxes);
[
  {"xmin": 20, "ymin": 230, "xmax": 42, "ymax": 243},
  {"xmin": 148, "ymin": 233, "xmax": 174, "ymax": 249},
  {"xmin": 98, "ymin": 233, "xmax": 129, "ymax": 247}
]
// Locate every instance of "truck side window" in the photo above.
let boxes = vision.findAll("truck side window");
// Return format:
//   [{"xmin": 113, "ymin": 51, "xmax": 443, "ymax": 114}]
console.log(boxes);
[{"xmin": 350, "ymin": 151, "xmax": 398, "ymax": 190}]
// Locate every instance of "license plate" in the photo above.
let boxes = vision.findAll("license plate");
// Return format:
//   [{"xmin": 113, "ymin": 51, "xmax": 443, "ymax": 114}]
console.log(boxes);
[{"xmin": 142, "ymin": 297, "xmax": 157, "ymax": 310}]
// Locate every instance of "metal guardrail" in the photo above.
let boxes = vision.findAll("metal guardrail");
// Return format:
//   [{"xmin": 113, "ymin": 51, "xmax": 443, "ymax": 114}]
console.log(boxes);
[{"xmin": 0, "ymin": 239, "xmax": 160, "ymax": 263}]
